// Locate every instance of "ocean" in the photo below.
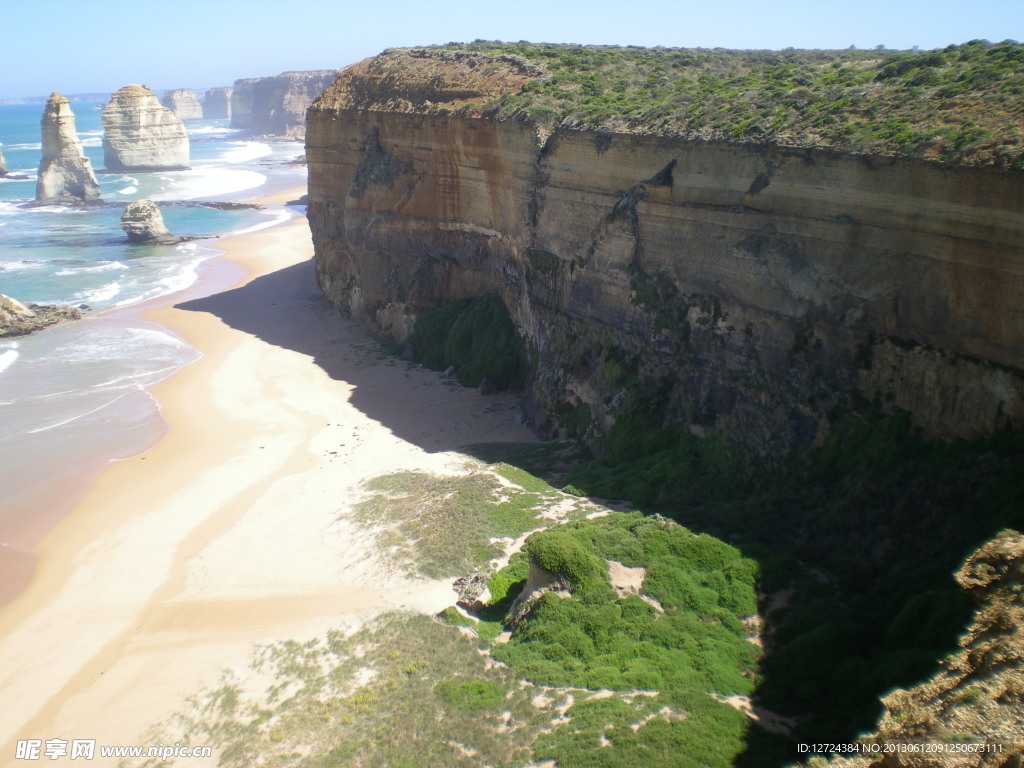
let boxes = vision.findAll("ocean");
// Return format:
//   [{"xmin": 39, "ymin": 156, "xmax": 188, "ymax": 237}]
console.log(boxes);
[{"xmin": 0, "ymin": 99, "xmax": 307, "ymax": 556}]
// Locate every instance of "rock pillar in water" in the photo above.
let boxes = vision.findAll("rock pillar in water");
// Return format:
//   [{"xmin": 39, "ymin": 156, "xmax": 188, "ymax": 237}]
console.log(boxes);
[
  {"xmin": 161, "ymin": 88, "xmax": 203, "ymax": 121},
  {"xmin": 35, "ymin": 93, "xmax": 101, "ymax": 203},
  {"xmin": 102, "ymin": 85, "xmax": 190, "ymax": 171},
  {"xmin": 0, "ymin": 147, "xmax": 7, "ymax": 176},
  {"xmin": 203, "ymin": 87, "xmax": 232, "ymax": 119},
  {"xmin": 120, "ymin": 199, "xmax": 177, "ymax": 244}
]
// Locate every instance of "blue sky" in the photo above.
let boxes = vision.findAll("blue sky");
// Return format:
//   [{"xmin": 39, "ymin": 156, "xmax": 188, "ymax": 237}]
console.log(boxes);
[{"xmin": 2, "ymin": 0, "xmax": 1021, "ymax": 99}]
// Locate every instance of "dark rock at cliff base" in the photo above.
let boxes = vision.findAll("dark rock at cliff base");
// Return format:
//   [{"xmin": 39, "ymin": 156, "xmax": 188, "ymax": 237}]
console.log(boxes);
[
  {"xmin": 35, "ymin": 93, "xmax": 101, "ymax": 203},
  {"xmin": 120, "ymin": 199, "xmax": 178, "ymax": 244},
  {"xmin": 0, "ymin": 294, "xmax": 80, "ymax": 337}
]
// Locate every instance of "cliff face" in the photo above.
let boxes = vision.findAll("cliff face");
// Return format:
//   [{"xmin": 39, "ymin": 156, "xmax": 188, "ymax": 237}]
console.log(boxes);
[
  {"xmin": 307, "ymin": 53, "xmax": 1024, "ymax": 450},
  {"xmin": 35, "ymin": 92, "xmax": 101, "ymax": 203},
  {"xmin": 102, "ymin": 85, "xmax": 190, "ymax": 171},
  {"xmin": 830, "ymin": 532, "xmax": 1024, "ymax": 768},
  {"xmin": 203, "ymin": 87, "xmax": 232, "ymax": 119},
  {"xmin": 230, "ymin": 71, "xmax": 339, "ymax": 139},
  {"xmin": 160, "ymin": 88, "xmax": 203, "ymax": 121}
]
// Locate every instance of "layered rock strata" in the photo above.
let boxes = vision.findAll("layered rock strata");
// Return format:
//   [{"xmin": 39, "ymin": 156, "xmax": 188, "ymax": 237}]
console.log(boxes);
[
  {"xmin": 35, "ymin": 93, "xmax": 101, "ymax": 203},
  {"xmin": 307, "ymin": 51, "xmax": 1024, "ymax": 450},
  {"xmin": 230, "ymin": 70, "xmax": 339, "ymax": 138},
  {"xmin": 160, "ymin": 88, "xmax": 203, "ymax": 121},
  {"xmin": 203, "ymin": 87, "xmax": 232, "ymax": 119},
  {"xmin": 102, "ymin": 85, "xmax": 189, "ymax": 171},
  {"xmin": 0, "ymin": 294, "xmax": 80, "ymax": 337},
  {"xmin": 120, "ymin": 199, "xmax": 177, "ymax": 244}
]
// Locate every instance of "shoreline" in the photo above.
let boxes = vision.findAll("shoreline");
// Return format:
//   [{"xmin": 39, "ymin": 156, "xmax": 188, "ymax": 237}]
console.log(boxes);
[
  {"xmin": 0, "ymin": 186, "xmax": 537, "ymax": 762},
  {"xmin": 0, "ymin": 185, "xmax": 304, "ymax": 608}
]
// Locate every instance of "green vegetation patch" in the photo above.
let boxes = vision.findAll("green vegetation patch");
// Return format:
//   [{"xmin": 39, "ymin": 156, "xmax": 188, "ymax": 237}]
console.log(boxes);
[
  {"xmin": 491, "ymin": 515, "xmax": 759, "ymax": 695},
  {"xmin": 351, "ymin": 469, "xmax": 549, "ymax": 578},
  {"xmin": 396, "ymin": 40, "xmax": 1024, "ymax": 169},
  {"xmin": 135, "ymin": 613, "xmax": 557, "ymax": 768},
  {"xmin": 409, "ymin": 293, "xmax": 525, "ymax": 389}
]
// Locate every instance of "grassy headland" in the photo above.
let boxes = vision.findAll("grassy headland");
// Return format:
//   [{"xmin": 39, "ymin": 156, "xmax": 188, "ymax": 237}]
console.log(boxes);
[{"xmin": 359, "ymin": 39, "xmax": 1024, "ymax": 169}]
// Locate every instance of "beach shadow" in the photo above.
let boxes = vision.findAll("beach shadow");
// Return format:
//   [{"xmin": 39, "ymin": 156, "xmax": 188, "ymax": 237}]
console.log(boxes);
[{"xmin": 174, "ymin": 257, "xmax": 529, "ymax": 454}]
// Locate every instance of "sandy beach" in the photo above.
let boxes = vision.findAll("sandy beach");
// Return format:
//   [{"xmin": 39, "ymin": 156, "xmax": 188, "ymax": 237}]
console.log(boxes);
[{"xmin": 0, "ymin": 189, "xmax": 536, "ymax": 764}]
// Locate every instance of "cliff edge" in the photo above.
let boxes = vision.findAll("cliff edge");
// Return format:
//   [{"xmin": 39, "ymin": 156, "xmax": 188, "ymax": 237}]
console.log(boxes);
[
  {"xmin": 829, "ymin": 532, "xmax": 1024, "ymax": 767},
  {"xmin": 307, "ymin": 43, "xmax": 1024, "ymax": 452}
]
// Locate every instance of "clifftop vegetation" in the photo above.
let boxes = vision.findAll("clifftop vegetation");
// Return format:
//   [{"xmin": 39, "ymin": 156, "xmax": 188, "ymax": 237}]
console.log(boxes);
[{"xmin": 335, "ymin": 40, "xmax": 1024, "ymax": 169}]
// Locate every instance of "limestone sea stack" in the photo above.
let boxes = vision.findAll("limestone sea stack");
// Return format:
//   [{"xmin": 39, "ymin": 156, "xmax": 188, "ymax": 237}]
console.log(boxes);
[
  {"xmin": 203, "ymin": 87, "xmax": 232, "ymax": 119},
  {"xmin": 0, "ymin": 147, "xmax": 7, "ymax": 176},
  {"xmin": 120, "ymin": 199, "xmax": 177, "ymax": 244},
  {"xmin": 0, "ymin": 294, "xmax": 80, "ymax": 337},
  {"xmin": 35, "ymin": 93, "xmax": 101, "ymax": 203},
  {"xmin": 102, "ymin": 85, "xmax": 189, "ymax": 171},
  {"xmin": 160, "ymin": 88, "xmax": 203, "ymax": 121}
]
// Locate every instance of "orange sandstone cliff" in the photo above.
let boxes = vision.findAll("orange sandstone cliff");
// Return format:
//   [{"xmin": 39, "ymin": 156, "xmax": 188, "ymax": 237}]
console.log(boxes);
[{"xmin": 306, "ymin": 47, "xmax": 1024, "ymax": 452}]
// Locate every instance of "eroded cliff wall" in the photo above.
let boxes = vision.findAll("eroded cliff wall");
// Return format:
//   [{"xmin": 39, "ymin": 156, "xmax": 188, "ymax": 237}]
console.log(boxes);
[
  {"xmin": 307, "ymin": 56, "xmax": 1024, "ymax": 451},
  {"xmin": 230, "ymin": 71, "xmax": 339, "ymax": 139}
]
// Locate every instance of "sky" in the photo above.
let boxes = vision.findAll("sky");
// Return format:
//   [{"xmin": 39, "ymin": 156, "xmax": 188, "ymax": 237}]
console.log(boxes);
[{"xmin": 1, "ymin": 0, "xmax": 1022, "ymax": 99}]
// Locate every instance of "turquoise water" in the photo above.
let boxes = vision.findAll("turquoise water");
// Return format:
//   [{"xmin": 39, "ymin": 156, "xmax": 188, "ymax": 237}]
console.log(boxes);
[{"xmin": 0, "ymin": 99, "xmax": 307, "ymax": 541}]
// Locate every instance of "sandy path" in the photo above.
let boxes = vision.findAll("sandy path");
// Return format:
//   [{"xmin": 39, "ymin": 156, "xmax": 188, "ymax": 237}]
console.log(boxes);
[{"xmin": 0, "ymin": 190, "xmax": 536, "ymax": 764}]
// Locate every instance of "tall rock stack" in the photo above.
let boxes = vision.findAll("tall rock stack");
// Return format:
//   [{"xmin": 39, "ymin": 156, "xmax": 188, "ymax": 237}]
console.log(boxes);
[
  {"xmin": 0, "ymin": 147, "xmax": 7, "ymax": 176},
  {"xmin": 35, "ymin": 93, "xmax": 101, "ymax": 203},
  {"xmin": 203, "ymin": 87, "xmax": 232, "ymax": 119},
  {"xmin": 102, "ymin": 85, "xmax": 190, "ymax": 171},
  {"xmin": 230, "ymin": 71, "xmax": 339, "ymax": 138},
  {"xmin": 160, "ymin": 88, "xmax": 203, "ymax": 121}
]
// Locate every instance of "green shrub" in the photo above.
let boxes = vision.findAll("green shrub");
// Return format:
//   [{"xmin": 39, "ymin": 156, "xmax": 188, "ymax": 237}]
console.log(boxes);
[{"xmin": 410, "ymin": 294, "xmax": 525, "ymax": 389}]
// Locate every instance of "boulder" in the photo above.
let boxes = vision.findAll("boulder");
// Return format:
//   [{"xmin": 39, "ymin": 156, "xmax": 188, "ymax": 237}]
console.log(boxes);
[
  {"xmin": 120, "ymin": 199, "xmax": 177, "ymax": 244},
  {"xmin": 452, "ymin": 574, "xmax": 491, "ymax": 612},
  {"xmin": 202, "ymin": 87, "xmax": 232, "ymax": 119},
  {"xmin": 160, "ymin": 88, "xmax": 203, "ymax": 121},
  {"xmin": 102, "ymin": 85, "xmax": 189, "ymax": 171},
  {"xmin": 35, "ymin": 93, "xmax": 101, "ymax": 203},
  {"xmin": 0, "ymin": 294, "xmax": 80, "ymax": 337}
]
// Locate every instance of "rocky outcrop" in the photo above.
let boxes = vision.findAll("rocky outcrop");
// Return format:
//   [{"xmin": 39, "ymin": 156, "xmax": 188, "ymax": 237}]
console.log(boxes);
[
  {"xmin": 102, "ymin": 85, "xmax": 189, "ymax": 171},
  {"xmin": 0, "ymin": 294, "xmax": 80, "ymax": 337},
  {"xmin": 452, "ymin": 574, "xmax": 491, "ymax": 612},
  {"xmin": 120, "ymin": 199, "xmax": 177, "ymax": 244},
  {"xmin": 203, "ymin": 87, "xmax": 232, "ymax": 119},
  {"xmin": 0, "ymin": 147, "xmax": 7, "ymax": 176},
  {"xmin": 505, "ymin": 556, "xmax": 571, "ymax": 628},
  {"xmin": 306, "ymin": 49, "xmax": 1024, "ymax": 451},
  {"xmin": 230, "ymin": 70, "xmax": 339, "ymax": 138},
  {"xmin": 830, "ymin": 532, "xmax": 1024, "ymax": 768},
  {"xmin": 35, "ymin": 93, "xmax": 101, "ymax": 203},
  {"xmin": 160, "ymin": 88, "xmax": 203, "ymax": 121}
]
